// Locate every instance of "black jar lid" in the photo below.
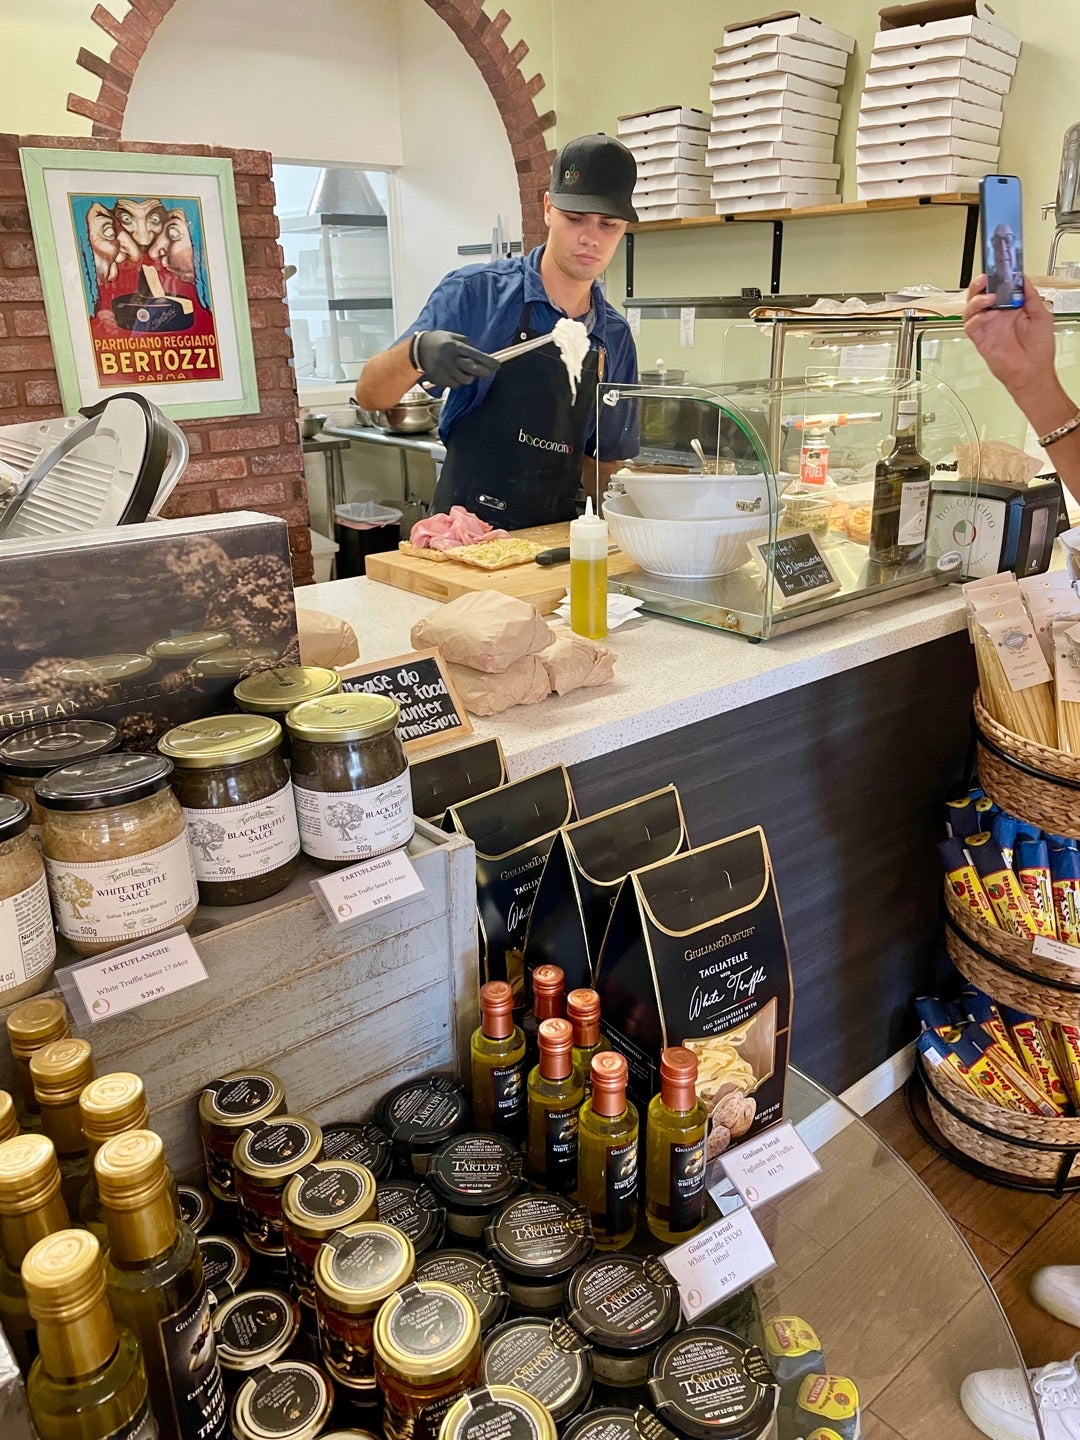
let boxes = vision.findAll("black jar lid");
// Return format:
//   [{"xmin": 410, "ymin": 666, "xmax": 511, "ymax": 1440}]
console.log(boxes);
[
  {"xmin": 0, "ymin": 795, "xmax": 30, "ymax": 843},
  {"xmin": 320, "ymin": 1122, "xmax": 393, "ymax": 1179},
  {"xmin": 177, "ymin": 1183, "xmax": 213, "ymax": 1234},
  {"xmin": 0, "ymin": 720, "xmax": 119, "ymax": 777},
  {"xmin": 647, "ymin": 1329, "xmax": 778, "ymax": 1440},
  {"xmin": 482, "ymin": 1317, "xmax": 593, "ymax": 1425},
  {"xmin": 485, "ymin": 1192, "xmax": 594, "ymax": 1280},
  {"xmin": 426, "ymin": 1132, "xmax": 525, "ymax": 1213},
  {"xmin": 198, "ymin": 1233, "xmax": 250, "ymax": 1307},
  {"xmin": 34, "ymin": 752, "xmax": 174, "ymax": 811},
  {"xmin": 565, "ymin": 1255, "xmax": 680, "ymax": 1356},
  {"xmin": 377, "ymin": 1075, "xmax": 470, "ymax": 1162},
  {"xmin": 562, "ymin": 1408, "xmax": 679, "ymax": 1440},
  {"xmin": 232, "ymin": 1359, "xmax": 333, "ymax": 1440},
  {"xmin": 415, "ymin": 1248, "xmax": 509, "ymax": 1333},
  {"xmin": 375, "ymin": 1177, "xmax": 446, "ymax": 1255},
  {"xmin": 213, "ymin": 1286, "xmax": 301, "ymax": 1372}
]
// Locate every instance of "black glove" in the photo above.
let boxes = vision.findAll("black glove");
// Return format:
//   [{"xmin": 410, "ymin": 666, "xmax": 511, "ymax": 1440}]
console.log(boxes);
[{"xmin": 413, "ymin": 330, "xmax": 501, "ymax": 389}]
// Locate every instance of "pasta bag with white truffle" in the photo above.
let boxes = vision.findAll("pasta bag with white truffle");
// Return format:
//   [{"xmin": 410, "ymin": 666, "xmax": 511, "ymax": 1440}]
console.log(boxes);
[{"xmin": 595, "ymin": 825, "xmax": 793, "ymax": 1174}]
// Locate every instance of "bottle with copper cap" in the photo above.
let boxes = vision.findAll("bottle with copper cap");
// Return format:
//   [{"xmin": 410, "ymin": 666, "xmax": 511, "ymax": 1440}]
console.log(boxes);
[
  {"xmin": 527, "ymin": 1018, "xmax": 584, "ymax": 1193},
  {"xmin": 97, "ymin": 1129, "xmax": 227, "ymax": 1440},
  {"xmin": 6, "ymin": 996, "xmax": 70, "ymax": 1130},
  {"xmin": 646, "ymin": 1047, "xmax": 708, "ymax": 1244},
  {"xmin": 0, "ymin": 1132, "xmax": 70, "ymax": 1373},
  {"xmin": 78, "ymin": 1072, "xmax": 151, "ymax": 1245},
  {"xmin": 576, "ymin": 1052, "xmax": 639, "ymax": 1251},
  {"xmin": 566, "ymin": 989, "xmax": 609, "ymax": 1095},
  {"xmin": 23, "ymin": 1228, "xmax": 156, "ymax": 1440},
  {"xmin": 522, "ymin": 964, "xmax": 566, "ymax": 1073},
  {"xmin": 471, "ymin": 981, "xmax": 527, "ymax": 1141},
  {"xmin": 30, "ymin": 1036, "xmax": 94, "ymax": 1212}
]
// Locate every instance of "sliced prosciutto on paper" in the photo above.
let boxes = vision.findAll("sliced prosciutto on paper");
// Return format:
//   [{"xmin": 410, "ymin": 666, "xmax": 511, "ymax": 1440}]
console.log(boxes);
[{"xmin": 409, "ymin": 505, "xmax": 510, "ymax": 551}]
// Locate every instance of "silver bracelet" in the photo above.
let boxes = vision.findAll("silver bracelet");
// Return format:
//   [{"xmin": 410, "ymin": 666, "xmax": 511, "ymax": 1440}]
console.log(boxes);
[
  {"xmin": 1039, "ymin": 410, "xmax": 1080, "ymax": 447},
  {"xmin": 408, "ymin": 331, "xmax": 425, "ymax": 372}
]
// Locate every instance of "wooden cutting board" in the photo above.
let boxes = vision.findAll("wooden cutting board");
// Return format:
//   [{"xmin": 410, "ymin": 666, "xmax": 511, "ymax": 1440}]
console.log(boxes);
[{"xmin": 364, "ymin": 522, "xmax": 637, "ymax": 614}]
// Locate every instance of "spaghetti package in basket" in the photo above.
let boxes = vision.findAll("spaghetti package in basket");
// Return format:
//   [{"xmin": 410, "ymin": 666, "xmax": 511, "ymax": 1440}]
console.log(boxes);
[
  {"xmin": 966, "ymin": 586, "xmax": 1056, "ymax": 748},
  {"xmin": 595, "ymin": 825, "xmax": 793, "ymax": 1177}
]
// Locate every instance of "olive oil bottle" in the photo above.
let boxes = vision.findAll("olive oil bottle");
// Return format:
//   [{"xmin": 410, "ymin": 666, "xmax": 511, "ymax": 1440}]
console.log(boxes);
[
  {"xmin": 566, "ymin": 989, "xmax": 609, "ymax": 1093},
  {"xmin": 7, "ymin": 997, "xmax": 69, "ymax": 1132},
  {"xmin": 522, "ymin": 964, "xmax": 565, "ymax": 1073},
  {"xmin": 23, "ymin": 1228, "xmax": 157, "ymax": 1440},
  {"xmin": 98, "ymin": 1130, "xmax": 227, "ymax": 1440},
  {"xmin": 869, "ymin": 399, "xmax": 931, "ymax": 567},
  {"xmin": 0, "ymin": 1132, "xmax": 70, "ymax": 1374},
  {"xmin": 79, "ymin": 1072, "xmax": 151, "ymax": 1246},
  {"xmin": 30, "ymin": 1037, "xmax": 94, "ymax": 1214},
  {"xmin": 527, "ymin": 1018, "xmax": 584, "ymax": 1192},
  {"xmin": 576, "ymin": 1052, "xmax": 638, "ymax": 1250},
  {"xmin": 0, "ymin": 1090, "xmax": 19, "ymax": 1145},
  {"xmin": 645, "ymin": 1047, "xmax": 708, "ymax": 1245},
  {"xmin": 470, "ymin": 981, "xmax": 527, "ymax": 1141}
]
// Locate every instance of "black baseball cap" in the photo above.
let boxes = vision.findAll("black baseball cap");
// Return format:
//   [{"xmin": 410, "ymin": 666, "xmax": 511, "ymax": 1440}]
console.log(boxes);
[{"xmin": 549, "ymin": 134, "xmax": 638, "ymax": 224}]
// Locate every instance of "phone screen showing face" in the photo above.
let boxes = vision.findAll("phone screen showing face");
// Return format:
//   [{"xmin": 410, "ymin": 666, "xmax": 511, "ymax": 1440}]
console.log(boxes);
[{"xmin": 980, "ymin": 174, "xmax": 1024, "ymax": 309}]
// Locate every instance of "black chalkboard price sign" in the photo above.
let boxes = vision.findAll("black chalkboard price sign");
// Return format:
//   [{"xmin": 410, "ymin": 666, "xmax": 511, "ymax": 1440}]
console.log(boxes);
[
  {"xmin": 754, "ymin": 529, "xmax": 841, "ymax": 610},
  {"xmin": 336, "ymin": 648, "xmax": 473, "ymax": 753}
]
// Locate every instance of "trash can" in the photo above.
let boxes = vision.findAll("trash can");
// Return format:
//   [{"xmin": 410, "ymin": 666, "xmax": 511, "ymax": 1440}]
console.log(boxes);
[{"xmin": 333, "ymin": 502, "xmax": 402, "ymax": 577}]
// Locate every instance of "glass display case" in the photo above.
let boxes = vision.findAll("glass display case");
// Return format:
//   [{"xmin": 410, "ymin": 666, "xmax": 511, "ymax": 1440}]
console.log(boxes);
[{"xmin": 595, "ymin": 374, "xmax": 979, "ymax": 641}]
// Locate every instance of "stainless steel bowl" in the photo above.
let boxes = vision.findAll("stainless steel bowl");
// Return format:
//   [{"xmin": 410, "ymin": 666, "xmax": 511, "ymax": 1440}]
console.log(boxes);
[
  {"xmin": 300, "ymin": 412, "xmax": 326, "ymax": 440},
  {"xmin": 372, "ymin": 390, "xmax": 442, "ymax": 434}
]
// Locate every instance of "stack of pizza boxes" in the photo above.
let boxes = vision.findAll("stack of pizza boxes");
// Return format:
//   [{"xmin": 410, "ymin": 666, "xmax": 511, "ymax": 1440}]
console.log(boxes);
[
  {"xmin": 856, "ymin": 2, "xmax": 1021, "ymax": 201},
  {"xmin": 619, "ymin": 108, "xmax": 713, "ymax": 222},
  {"xmin": 707, "ymin": 13, "xmax": 856, "ymax": 215}
]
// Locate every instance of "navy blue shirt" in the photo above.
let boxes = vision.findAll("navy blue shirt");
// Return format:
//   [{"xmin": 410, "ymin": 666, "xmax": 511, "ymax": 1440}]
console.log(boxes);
[{"xmin": 397, "ymin": 245, "xmax": 639, "ymax": 458}]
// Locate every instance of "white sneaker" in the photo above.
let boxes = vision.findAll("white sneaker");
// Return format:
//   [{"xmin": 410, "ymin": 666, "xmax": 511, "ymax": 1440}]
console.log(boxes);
[
  {"xmin": 962, "ymin": 1355, "xmax": 1080, "ymax": 1439},
  {"xmin": 1035, "ymin": 1268, "xmax": 1080, "ymax": 1328}
]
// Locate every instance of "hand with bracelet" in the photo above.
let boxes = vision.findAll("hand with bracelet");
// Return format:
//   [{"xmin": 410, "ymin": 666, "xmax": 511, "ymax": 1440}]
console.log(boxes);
[{"xmin": 963, "ymin": 274, "xmax": 1080, "ymax": 495}]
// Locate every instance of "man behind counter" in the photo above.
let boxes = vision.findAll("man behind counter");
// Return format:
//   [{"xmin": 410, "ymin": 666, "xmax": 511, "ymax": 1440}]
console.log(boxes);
[{"xmin": 355, "ymin": 133, "xmax": 640, "ymax": 532}]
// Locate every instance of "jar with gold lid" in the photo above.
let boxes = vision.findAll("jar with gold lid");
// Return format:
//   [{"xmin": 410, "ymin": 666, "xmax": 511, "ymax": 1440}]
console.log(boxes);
[
  {"xmin": 235, "ymin": 667, "xmax": 341, "ymax": 759},
  {"xmin": 232, "ymin": 1359, "xmax": 334, "ymax": 1440},
  {"xmin": 0, "ymin": 720, "xmax": 119, "ymax": 849},
  {"xmin": 372, "ymin": 1279, "xmax": 482, "ymax": 1440},
  {"xmin": 441, "ymin": 1386, "xmax": 558, "ymax": 1440},
  {"xmin": 159, "ymin": 714, "xmax": 301, "ymax": 905},
  {"xmin": 232, "ymin": 1115, "xmax": 323, "ymax": 1260},
  {"xmin": 313, "ymin": 1220, "xmax": 415, "ymax": 1405},
  {"xmin": 213, "ymin": 1285, "xmax": 302, "ymax": 1396},
  {"xmin": 0, "ymin": 796, "xmax": 56, "ymax": 1005},
  {"xmin": 282, "ymin": 1159, "xmax": 377, "ymax": 1312},
  {"xmin": 287, "ymin": 694, "xmax": 413, "ymax": 870},
  {"xmin": 6, "ymin": 997, "xmax": 69, "ymax": 1131},
  {"xmin": 37, "ymin": 753, "xmax": 198, "ymax": 957},
  {"xmin": 199, "ymin": 1069, "xmax": 287, "ymax": 1204}
]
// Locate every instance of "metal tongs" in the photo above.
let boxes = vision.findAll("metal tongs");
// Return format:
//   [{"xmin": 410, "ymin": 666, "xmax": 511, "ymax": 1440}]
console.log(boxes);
[{"xmin": 490, "ymin": 329, "xmax": 558, "ymax": 363}]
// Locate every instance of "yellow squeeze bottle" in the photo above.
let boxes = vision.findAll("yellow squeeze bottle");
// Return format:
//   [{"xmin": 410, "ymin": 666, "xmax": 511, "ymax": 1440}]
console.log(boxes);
[{"xmin": 570, "ymin": 498, "xmax": 608, "ymax": 640}]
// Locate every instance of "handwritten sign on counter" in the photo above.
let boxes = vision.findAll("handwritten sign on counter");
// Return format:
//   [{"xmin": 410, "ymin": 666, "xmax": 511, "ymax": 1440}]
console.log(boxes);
[
  {"xmin": 337, "ymin": 649, "xmax": 472, "ymax": 753},
  {"xmin": 754, "ymin": 529, "xmax": 841, "ymax": 609}
]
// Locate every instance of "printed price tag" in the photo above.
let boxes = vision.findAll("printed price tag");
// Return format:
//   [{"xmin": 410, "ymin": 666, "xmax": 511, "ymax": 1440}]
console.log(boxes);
[
  {"xmin": 680, "ymin": 306, "xmax": 696, "ymax": 348},
  {"xmin": 311, "ymin": 849, "xmax": 425, "ymax": 928},
  {"xmin": 720, "ymin": 1121, "xmax": 821, "ymax": 1208},
  {"xmin": 1033, "ymin": 934, "xmax": 1080, "ymax": 969},
  {"xmin": 627, "ymin": 306, "xmax": 642, "ymax": 337},
  {"xmin": 69, "ymin": 933, "xmax": 208, "ymax": 1023},
  {"xmin": 662, "ymin": 1208, "xmax": 775, "ymax": 1321}
]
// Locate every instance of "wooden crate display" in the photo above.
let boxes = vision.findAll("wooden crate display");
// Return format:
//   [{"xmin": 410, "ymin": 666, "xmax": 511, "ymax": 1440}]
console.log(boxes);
[{"xmin": 0, "ymin": 821, "xmax": 479, "ymax": 1179}]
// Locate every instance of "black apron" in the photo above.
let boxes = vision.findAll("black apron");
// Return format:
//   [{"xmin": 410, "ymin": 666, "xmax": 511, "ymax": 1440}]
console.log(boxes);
[{"xmin": 431, "ymin": 301, "xmax": 602, "ymax": 531}]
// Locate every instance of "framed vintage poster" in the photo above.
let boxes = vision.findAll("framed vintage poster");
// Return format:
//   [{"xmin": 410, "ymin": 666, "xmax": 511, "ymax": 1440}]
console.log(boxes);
[{"xmin": 19, "ymin": 148, "xmax": 259, "ymax": 420}]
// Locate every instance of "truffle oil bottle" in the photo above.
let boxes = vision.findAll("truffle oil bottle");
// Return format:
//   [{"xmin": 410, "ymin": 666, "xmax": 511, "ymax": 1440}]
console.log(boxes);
[
  {"xmin": 0, "ymin": 1133, "xmax": 71, "ymax": 1374},
  {"xmin": 522, "ymin": 964, "xmax": 565, "ymax": 1073},
  {"xmin": 471, "ymin": 981, "xmax": 527, "ymax": 1141},
  {"xmin": 78, "ymin": 1072, "xmax": 151, "ymax": 1247},
  {"xmin": 527, "ymin": 1018, "xmax": 584, "ymax": 1192},
  {"xmin": 646, "ymin": 1047, "xmax": 707, "ymax": 1245},
  {"xmin": 98, "ymin": 1130, "xmax": 226, "ymax": 1440},
  {"xmin": 576, "ymin": 1052, "xmax": 638, "ymax": 1250},
  {"xmin": 567, "ymin": 989, "xmax": 609, "ymax": 1094},
  {"xmin": 23, "ymin": 1228, "xmax": 158, "ymax": 1440},
  {"xmin": 869, "ymin": 399, "xmax": 931, "ymax": 567},
  {"xmin": 30, "ymin": 1037, "xmax": 94, "ymax": 1214},
  {"xmin": 6, "ymin": 997, "xmax": 69, "ymax": 1132}
]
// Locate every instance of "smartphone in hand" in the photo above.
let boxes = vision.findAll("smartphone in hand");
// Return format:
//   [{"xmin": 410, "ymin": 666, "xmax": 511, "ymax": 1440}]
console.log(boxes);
[{"xmin": 979, "ymin": 174, "xmax": 1024, "ymax": 309}]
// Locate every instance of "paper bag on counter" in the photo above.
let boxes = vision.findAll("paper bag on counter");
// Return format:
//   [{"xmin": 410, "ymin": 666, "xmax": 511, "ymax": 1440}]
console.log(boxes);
[
  {"xmin": 541, "ymin": 632, "xmax": 616, "ymax": 694},
  {"xmin": 446, "ymin": 654, "xmax": 551, "ymax": 715},
  {"xmin": 448, "ymin": 765, "xmax": 576, "ymax": 988},
  {"xmin": 523, "ymin": 785, "xmax": 690, "ymax": 995},
  {"xmin": 411, "ymin": 592, "xmax": 554, "ymax": 673},
  {"xmin": 297, "ymin": 607, "xmax": 360, "ymax": 668},
  {"xmin": 409, "ymin": 737, "xmax": 507, "ymax": 828},
  {"xmin": 596, "ymin": 825, "xmax": 793, "ymax": 1176}
]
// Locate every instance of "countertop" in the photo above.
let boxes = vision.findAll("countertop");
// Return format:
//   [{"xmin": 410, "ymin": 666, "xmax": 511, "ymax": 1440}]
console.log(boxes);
[{"xmin": 297, "ymin": 573, "xmax": 969, "ymax": 776}]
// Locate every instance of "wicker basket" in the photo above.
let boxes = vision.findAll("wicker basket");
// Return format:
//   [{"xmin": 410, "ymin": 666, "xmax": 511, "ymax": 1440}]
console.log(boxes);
[
  {"xmin": 974, "ymin": 691, "xmax": 1080, "ymax": 840},
  {"xmin": 921, "ymin": 1053, "xmax": 1080, "ymax": 1189},
  {"xmin": 943, "ymin": 882, "xmax": 1080, "ymax": 1025}
]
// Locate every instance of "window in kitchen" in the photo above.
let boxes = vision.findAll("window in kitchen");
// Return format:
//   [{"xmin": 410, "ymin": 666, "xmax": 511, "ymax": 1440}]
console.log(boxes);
[{"xmin": 274, "ymin": 162, "xmax": 396, "ymax": 390}]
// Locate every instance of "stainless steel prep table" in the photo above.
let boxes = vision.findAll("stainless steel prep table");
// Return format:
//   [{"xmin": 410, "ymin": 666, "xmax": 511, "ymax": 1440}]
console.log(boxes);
[{"xmin": 323, "ymin": 422, "xmax": 446, "ymax": 515}]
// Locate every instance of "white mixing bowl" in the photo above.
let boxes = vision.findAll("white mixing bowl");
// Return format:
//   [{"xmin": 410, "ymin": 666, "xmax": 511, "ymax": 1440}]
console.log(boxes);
[
  {"xmin": 604, "ymin": 494, "xmax": 769, "ymax": 579},
  {"xmin": 614, "ymin": 468, "xmax": 793, "ymax": 520}
]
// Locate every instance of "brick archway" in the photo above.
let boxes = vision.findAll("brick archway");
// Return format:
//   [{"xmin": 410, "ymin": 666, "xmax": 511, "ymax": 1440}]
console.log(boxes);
[{"xmin": 69, "ymin": 0, "xmax": 555, "ymax": 248}]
